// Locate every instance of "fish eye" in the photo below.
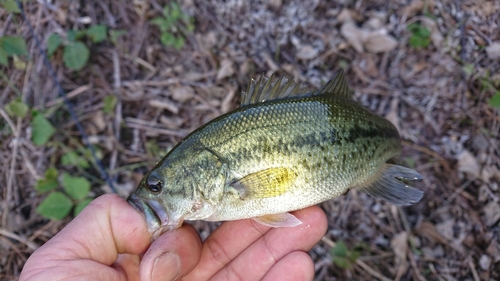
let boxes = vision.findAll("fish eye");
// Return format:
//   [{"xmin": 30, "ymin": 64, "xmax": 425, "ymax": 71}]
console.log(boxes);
[{"xmin": 146, "ymin": 176, "xmax": 162, "ymax": 193}]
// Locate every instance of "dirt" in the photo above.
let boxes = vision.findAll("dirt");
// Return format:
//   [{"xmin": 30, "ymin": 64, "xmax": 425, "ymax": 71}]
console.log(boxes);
[{"xmin": 1, "ymin": 0, "xmax": 499, "ymax": 280}]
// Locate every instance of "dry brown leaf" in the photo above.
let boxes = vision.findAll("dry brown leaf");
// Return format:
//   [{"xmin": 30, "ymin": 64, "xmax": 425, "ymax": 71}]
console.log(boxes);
[
  {"xmin": 486, "ymin": 43, "xmax": 500, "ymax": 60},
  {"xmin": 457, "ymin": 150, "xmax": 480, "ymax": 178},
  {"xmin": 391, "ymin": 231, "xmax": 409, "ymax": 281},
  {"xmin": 341, "ymin": 22, "xmax": 368, "ymax": 53},
  {"xmin": 482, "ymin": 202, "xmax": 500, "ymax": 227},
  {"xmin": 171, "ymin": 86, "xmax": 195, "ymax": 103},
  {"xmin": 149, "ymin": 99, "xmax": 179, "ymax": 114},
  {"xmin": 422, "ymin": 17, "xmax": 444, "ymax": 48},
  {"xmin": 435, "ymin": 219, "xmax": 455, "ymax": 241},
  {"xmin": 216, "ymin": 58, "xmax": 235, "ymax": 80},
  {"xmin": 364, "ymin": 32, "xmax": 398, "ymax": 53},
  {"xmin": 89, "ymin": 110, "xmax": 106, "ymax": 133},
  {"xmin": 296, "ymin": 45, "xmax": 318, "ymax": 60},
  {"xmin": 402, "ymin": 0, "xmax": 424, "ymax": 18}
]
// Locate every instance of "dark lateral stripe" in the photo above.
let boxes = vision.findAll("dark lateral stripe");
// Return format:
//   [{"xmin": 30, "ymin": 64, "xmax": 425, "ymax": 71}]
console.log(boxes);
[{"xmin": 344, "ymin": 124, "xmax": 399, "ymax": 143}]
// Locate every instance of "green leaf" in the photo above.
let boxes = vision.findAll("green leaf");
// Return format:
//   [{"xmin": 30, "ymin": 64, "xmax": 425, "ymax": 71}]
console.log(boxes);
[
  {"xmin": 150, "ymin": 17, "xmax": 168, "ymax": 32},
  {"xmin": 86, "ymin": 25, "xmax": 108, "ymax": 43},
  {"xmin": 0, "ymin": 47, "xmax": 7, "ymax": 65},
  {"xmin": 31, "ymin": 113, "xmax": 56, "ymax": 145},
  {"xmin": 3, "ymin": 0, "xmax": 20, "ymax": 13},
  {"xmin": 47, "ymin": 33, "xmax": 62, "ymax": 56},
  {"xmin": 109, "ymin": 29, "xmax": 127, "ymax": 44},
  {"xmin": 67, "ymin": 30, "xmax": 77, "ymax": 42},
  {"xmin": 36, "ymin": 192, "xmax": 73, "ymax": 220},
  {"xmin": 1, "ymin": 36, "xmax": 28, "ymax": 56},
  {"xmin": 489, "ymin": 92, "xmax": 500, "ymax": 108},
  {"xmin": 63, "ymin": 42, "xmax": 89, "ymax": 70},
  {"xmin": 103, "ymin": 95, "xmax": 118, "ymax": 114},
  {"xmin": 331, "ymin": 240, "xmax": 347, "ymax": 257},
  {"xmin": 5, "ymin": 99, "xmax": 28, "ymax": 118},
  {"xmin": 330, "ymin": 241, "xmax": 359, "ymax": 269},
  {"xmin": 35, "ymin": 167, "xmax": 59, "ymax": 193},
  {"xmin": 62, "ymin": 173, "xmax": 90, "ymax": 200},
  {"xmin": 74, "ymin": 198, "xmax": 93, "ymax": 216},
  {"xmin": 61, "ymin": 150, "xmax": 90, "ymax": 169}
]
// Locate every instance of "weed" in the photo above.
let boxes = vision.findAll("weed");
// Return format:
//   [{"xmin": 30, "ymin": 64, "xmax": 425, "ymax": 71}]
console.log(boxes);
[
  {"xmin": 47, "ymin": 25, "xmax": 126, "ymax": 70},
  {"xmin": 330, "ymin": 240, "xmax": 360, "ymax": 269},
  {"xmin": 150, "ymin": 2, "xmax": 194, "ymax": 49},
  {"xmin": 407, "ymin": 23, "xmax": 431, "ymax": 48}
]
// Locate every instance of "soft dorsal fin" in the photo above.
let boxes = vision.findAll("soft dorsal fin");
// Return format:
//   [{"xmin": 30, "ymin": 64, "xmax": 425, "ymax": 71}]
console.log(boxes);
[
  {"xmin": 314, "ymin": 69, "xmax": 351, "ymax": 99},
  {"xmin": 241, "ymin": 74, "xmax": 314, "ymax": 106}
]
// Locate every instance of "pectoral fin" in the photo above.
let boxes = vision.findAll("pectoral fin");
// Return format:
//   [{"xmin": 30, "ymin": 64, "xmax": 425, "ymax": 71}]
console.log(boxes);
[
  {"xmin": 230, "ymin": 167, "xmax": 298, "ymax": 199},
  {"xmin": 358, "ymin": 164, "xmax": 423, "ymax": 206},
  {"xmin": 252, "ymin": 213, "xmax": 302, "ymax": 227}
]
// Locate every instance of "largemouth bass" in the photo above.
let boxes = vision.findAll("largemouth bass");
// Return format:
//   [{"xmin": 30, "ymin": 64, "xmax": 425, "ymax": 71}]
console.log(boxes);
[{"xmin": 128, "ymin": 70, "xmax": 423, "ymax": 238}]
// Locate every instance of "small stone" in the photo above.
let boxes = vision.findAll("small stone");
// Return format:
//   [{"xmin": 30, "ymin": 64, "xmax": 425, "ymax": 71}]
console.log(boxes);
[{"xmin": 479, "ymin": 254, "xmax": 491, "ymax": 270}]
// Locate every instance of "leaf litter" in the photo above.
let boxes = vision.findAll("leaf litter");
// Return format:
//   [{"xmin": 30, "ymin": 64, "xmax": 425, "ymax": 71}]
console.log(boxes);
[{"xmin": 1, "ymin": 0, "xmax": 500, "ymax": 280}]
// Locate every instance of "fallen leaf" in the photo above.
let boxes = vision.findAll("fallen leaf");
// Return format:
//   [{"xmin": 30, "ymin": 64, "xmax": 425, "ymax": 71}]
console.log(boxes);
[
  {"xmin": 482, "ymin": 201, "xmax": 500, "ymax": 227},
  {"xmin": 435, "ymin": 219, "xmax": 455, "ymax": 241},
  {"xmin": 457, "ymin": 150, "xmax": 480, "ymax": 178},
  {"xmin": 341, "ymin": 22, "xmax": 368, "ymax": 53},
  {"xmin": 391, "ymin": 232, "xmax": 409, "ymax": 281},
  {"xmin": 149, "ymin": 99, "xmax": 179, "ymax": 114},
  {"xmin": 171, "ymin": 86, "xmax": 195, "ymax": 103},
  {"xmin": 364, "ymin": 32, "xmax": 398, "ymax": 53},
  {"xmin": 216, "ymin": 58, "xmax": 235, "ymax": 80},
  {"xmin": 296, "ymin": 45, "xmax": 318, "ymax": 60},
  {"xmin": 486, "ymin": 42, "xmax": 500, "ymax": 60}
]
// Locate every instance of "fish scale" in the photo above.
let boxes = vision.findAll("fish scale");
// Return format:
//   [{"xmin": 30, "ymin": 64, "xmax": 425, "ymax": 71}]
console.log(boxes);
[{"xmin": 128, "ymin": 70, "xmax": 423, "ymax": 237}]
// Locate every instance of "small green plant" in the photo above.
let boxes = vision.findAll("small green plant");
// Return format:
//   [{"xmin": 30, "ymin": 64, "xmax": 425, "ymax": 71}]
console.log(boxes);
[
  {"xmin": 35, "ymin": 170, "xmax": 94, "ymax": 219},
  {"xmin": 407, "ymin": 23, "xmax": 431, "ymax": 48},
  {"xmin": 5, "ymin": 98, "xmax": 28, "ymax": 118},
  {"xmin": 489, "ymin": 92, "xmax": 500, "ymax": 108},
  {"xmin": 31, "ymin": 110, "xmax": 56, "ymax": 146},
  {"xmin": 330, "ymin": 241, "xmax": 360, "ymax": 269},
  {"xmin": 47, "ymin": 25, "xmax": 126, "ymax": 70},
  {"xmin": 0, "ymin": 35, "xmax": 27, "ymax": 66},
  {"xmin": 150, "ymin": 2, "xmax": 194, "ymax": 49}
]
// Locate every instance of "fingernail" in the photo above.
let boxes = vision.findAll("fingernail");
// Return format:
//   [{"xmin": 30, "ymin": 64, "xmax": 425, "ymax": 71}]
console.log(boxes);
[{"xmin": 151, "ymin": 252, "xmax": 180, "ymax": 281}]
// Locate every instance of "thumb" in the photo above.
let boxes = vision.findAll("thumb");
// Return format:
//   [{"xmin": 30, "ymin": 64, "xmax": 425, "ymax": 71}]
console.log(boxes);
[{"xmin": 140, "ymin": 224, "xmax": 202, "ymax": 281}]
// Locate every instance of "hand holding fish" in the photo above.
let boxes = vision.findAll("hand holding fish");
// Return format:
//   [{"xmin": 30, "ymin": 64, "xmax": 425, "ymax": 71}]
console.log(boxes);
[{"xmin": 19, "ymin": 194, "xmax": 327, "ymax": 281}]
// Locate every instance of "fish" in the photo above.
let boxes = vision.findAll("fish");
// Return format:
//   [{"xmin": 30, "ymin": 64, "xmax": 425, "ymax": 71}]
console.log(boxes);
[{"xmin": 127, "ymin": 70, "xmax": 423, "ymax": 238}]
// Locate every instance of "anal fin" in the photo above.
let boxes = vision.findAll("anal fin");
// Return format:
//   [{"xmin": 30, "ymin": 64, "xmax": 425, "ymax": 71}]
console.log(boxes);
[
  {"xmin": 359, "ymin": 164, "xmax": 423, "ymax": 206},
  {"xmin": 252, "ymin": 213, "xmax": 303, "ymax": 228}
]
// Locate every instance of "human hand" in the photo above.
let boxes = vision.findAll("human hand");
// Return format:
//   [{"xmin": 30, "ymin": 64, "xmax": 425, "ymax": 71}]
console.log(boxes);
[{"xmin": 19, "ymin": 194, "xmax": 327, "ymax": 281}]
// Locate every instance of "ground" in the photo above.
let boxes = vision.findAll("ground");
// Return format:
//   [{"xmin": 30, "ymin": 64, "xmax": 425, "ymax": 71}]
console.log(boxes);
[{"xmin": 1, "ymin": 0, "xmax": 499, "ymax": 280}]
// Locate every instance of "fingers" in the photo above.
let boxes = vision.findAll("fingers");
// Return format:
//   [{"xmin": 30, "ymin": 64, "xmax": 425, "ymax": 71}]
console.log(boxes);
[
  {"xmin": 262, "ymin": 251, "xmax": 314, "ymax": 281},
  {"xmin": 209, "ymin": 206, "xmax": 326, "ymax": 280},
  {"xmin": 140, "ymin": 224, "xmax": 202, "ymax": 281},
  {"xmin": 183, "ymin": 215, "xmax": 272, "ymax": 280},
  {"xmin": 184, "ymin": 206, "xmax": 327, "ymax": 281},
  {"xmin": 20, "ymin": 194, "xmax": 152, "ymax": 281}
]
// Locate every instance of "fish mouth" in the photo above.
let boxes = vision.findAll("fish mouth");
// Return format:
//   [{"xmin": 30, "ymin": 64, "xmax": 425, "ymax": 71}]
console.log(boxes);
[{"xmin": 127, "ymin": 194, "xmax": 169, "ymax": 238}]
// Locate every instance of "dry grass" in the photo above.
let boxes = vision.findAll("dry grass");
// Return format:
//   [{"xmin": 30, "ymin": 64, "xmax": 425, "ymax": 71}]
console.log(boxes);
[{"xmin": 1, "ymin": 0, "xmax": 499, "ymax": 280}]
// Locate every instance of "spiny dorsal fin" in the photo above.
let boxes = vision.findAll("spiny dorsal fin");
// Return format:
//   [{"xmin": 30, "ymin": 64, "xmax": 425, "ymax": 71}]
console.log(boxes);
[
  {"xmin": 314, "ymin": 69, "xmax": 351, "ymax": 99},
  {"xmin": 241, "ymin": 74, "xmax": 314, "ymax": 106}
]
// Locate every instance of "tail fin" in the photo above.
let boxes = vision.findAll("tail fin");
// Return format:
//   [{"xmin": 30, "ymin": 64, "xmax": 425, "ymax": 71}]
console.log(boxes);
[{"xmin": 358, "ymin": 164, "xmax": 423, "ymax": 206}]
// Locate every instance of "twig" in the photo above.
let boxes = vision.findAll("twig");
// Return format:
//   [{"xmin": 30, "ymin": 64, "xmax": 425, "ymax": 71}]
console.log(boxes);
[
  {"xmin": 0, "ymin": 107, "xmax": 21, "ymax": 227},
  {"xmin": 43, "ymin": 84, "xmax": 91, "ymax": 108},
  {"xmin": 428, "ymin": 178, "xmax": 475, "ymax": 220},
  {"xmin": 468, "ymin": 257, "xmax": 480, "ymax": 281},
  {"xmin": 125, "ymin": 117, "xmax": 187, "ymax": 137},
  {"xmin": 0, "ymin": 228, "xmax": 39, "ymax": 251}
]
